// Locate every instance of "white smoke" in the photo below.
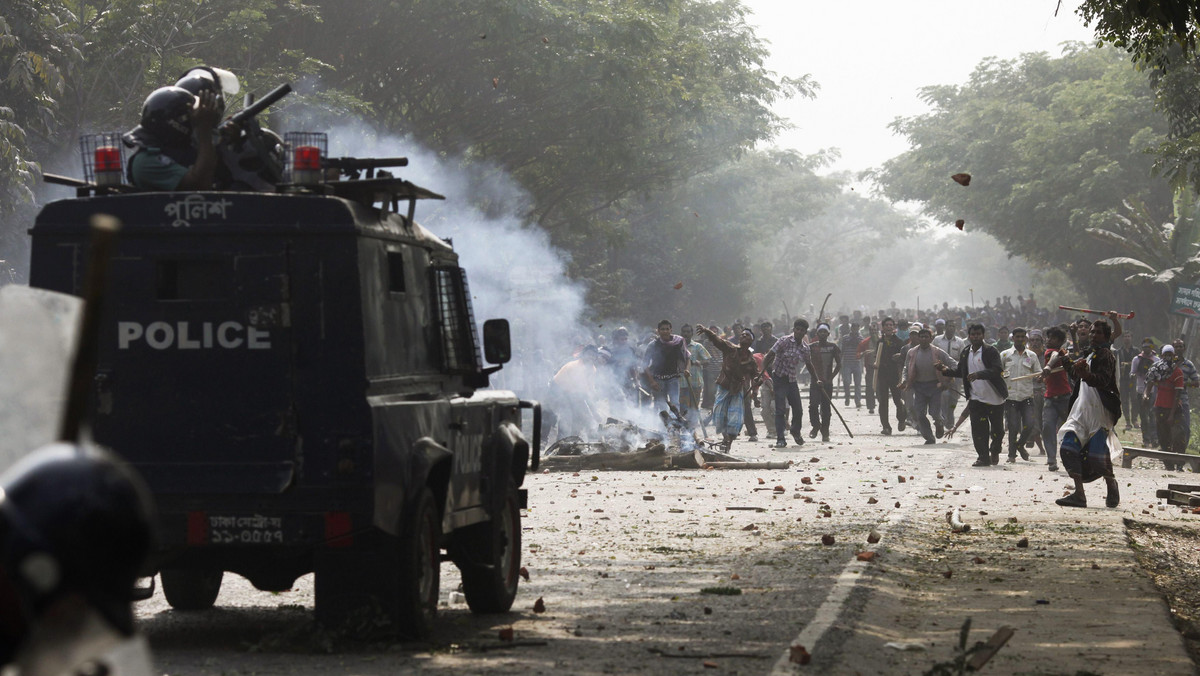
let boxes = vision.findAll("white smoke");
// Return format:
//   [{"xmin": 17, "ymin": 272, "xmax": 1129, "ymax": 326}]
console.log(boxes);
[
  {"xmin": 283, "ymin": 118, "xmax": 699, "ymax": 443},
  {"xmin": 317, "ymin": 124, "xmax": 586, "ymax": 393}
]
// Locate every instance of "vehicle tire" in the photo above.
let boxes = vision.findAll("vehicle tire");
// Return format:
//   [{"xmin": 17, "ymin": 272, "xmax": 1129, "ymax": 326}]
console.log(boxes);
[
  {"xmin": 391, "ymin": 488, "xmax": 441, "ymax": 637},
  {"xmin": 313, "ymin": 491, "xmax": 441, "ymax": 637},
  {"xmin": 160, "ymin": 568, "xmax": 223, "ymax": 610},
  {"xmin": 458, "ymin": 478, "xmax": 521, "ymax": 613}
]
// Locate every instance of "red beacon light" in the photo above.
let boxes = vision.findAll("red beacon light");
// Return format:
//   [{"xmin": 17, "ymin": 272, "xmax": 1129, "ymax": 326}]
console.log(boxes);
[
  {"xmin": 284, "ymin": 131, "xmax": 327, "ymax": 186},
  {"xmin": 285, "ymin": 132, "xmax": 328, "ymax": 186},
  {"xmin": 290, "ymin": 144, "xmax": 324, "ymax": 185},
  {"xmin": 294, "ymin": 145, "xmax": 321, "ymax": 170},
  {"xmin": 79, "ymin": 133, "xmax": 125, "ymax": 188},
  {"xmin": 95, "ymin": 146, "xmax": 122, "ymax": 172}
]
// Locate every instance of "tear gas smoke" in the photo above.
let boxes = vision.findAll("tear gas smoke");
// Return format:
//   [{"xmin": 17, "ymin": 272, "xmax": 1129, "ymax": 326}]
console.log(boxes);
[
  {"xmin": 321, "ymin": 124, "xmax": 585, "ymax": 393},
  {"xmin": 317, "ymin": 123, "xmax": 680, "ymax": 439}
]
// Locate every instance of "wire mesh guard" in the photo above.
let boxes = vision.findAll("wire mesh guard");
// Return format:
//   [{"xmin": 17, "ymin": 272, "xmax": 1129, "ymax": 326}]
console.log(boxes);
[
  {"xmin": 79, "ymin": 132, "xmax": 127, "ymax": 186},
  {"xmin": 432, "ymin": 267, "xmax": 483, "ymax": 373},
  {"xmin": 283, "ymin": 131, "xmax": 328, "ymax": 183}
]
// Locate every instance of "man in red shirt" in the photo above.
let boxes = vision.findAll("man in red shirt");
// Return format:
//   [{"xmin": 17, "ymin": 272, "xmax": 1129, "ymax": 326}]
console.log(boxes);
[
  {"xmin": 1152, "ymin": 345, "xmax": 1185, "ymax": 454},
  {"xmin": 1039, "ymin": 327, "xmax": 1072, "ymax": 472}
]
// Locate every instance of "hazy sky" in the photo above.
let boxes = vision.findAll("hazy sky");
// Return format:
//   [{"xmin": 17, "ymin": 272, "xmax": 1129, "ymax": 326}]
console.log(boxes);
[{"xmin": 741, "ymin": 0, "xmax": 1098, "ymax": 173}]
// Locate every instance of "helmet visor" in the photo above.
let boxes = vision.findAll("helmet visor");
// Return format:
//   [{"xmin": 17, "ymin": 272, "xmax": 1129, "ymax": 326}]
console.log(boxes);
[
  {"xmin": 179, "ymin": 67, "xmax": 241, "ymax": 96},
  {"xmin": 210, "ymin": 67, "xmax": 240, "ymax": 95}
]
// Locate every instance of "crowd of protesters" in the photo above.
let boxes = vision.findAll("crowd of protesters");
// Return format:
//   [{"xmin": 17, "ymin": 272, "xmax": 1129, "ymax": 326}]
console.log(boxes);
[{"xmin": 530, "ymin": 293, "xmax": 1198, "ymax": 507}]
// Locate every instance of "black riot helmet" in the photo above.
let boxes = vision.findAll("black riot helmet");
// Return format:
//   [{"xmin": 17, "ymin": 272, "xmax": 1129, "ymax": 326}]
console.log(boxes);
[
  {"xmin": 174, "ymin": 66, "xmax": 240, "ymax": 114},
  {"xmin": 0, "ymin": 443, "xmax": 155, "ymax": 654},
  {"xmin": 138, "ymin": 86, "xmax": 196, "ymax": 148}
]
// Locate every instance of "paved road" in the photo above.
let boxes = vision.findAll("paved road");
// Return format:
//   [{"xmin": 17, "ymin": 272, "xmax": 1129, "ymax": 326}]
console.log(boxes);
[{"xmin": 136, "ymin": 403, "xmax": 1196, "ymax": 675}]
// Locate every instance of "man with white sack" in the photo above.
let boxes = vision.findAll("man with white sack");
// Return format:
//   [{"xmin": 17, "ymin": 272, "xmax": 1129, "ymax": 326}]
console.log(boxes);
[{"xmin": 1053, "ymin": 317, "xmax": 1124, "ymax": 509}]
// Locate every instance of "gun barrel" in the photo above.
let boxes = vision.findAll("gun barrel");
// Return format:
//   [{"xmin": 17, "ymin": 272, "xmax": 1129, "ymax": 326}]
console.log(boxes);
[
  {"xmin": 230, "ymin": 83, "xmax": 292, "ymax": 125},
  {"xmin": 325, "ymin": 157, "xmax": 409, "ymax": 170}
]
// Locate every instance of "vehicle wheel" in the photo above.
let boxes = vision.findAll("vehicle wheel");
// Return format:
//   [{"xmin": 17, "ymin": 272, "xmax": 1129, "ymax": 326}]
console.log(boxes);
[
  {"xmin": 458, "ymin": 479, "xmax": 521, "ymax": 613},
  {"xmin": 392, "ymin": 488, "xmax": 441, "ymax": 637},
  {"xmin": 160, "ymin": 568, "xmax": 223, "ymax": 610},
  {"xmin": 314, "ymin": 491, "xmax": 441, "ymax": 637}
]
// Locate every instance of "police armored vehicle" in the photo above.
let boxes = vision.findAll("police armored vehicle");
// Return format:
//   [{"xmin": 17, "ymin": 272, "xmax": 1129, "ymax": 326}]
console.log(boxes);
[{"xmin": 27, "ymin": 80, "xmax": 540, "ymax": 637}]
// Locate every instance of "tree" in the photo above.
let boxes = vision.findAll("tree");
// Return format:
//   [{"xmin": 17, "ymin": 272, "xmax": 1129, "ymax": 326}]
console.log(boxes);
[
  {"xmin": 589, "ymin": 151, "xmax": 901, "ymax": 323},
  {"xmin": 4, "ymin": 0, "xmax": 821, "ymax": 321},
  {"xmin": 1078, "ymin": 0, "xmax": 1200, "ymax": 66},
  {"xmin": 747, "ymin": 184, "xmax": 921, "ymax": 317},
  {"xmin": 872, "ymin": 44, "xmax": 1172, "ymax": 330},
  {"xmin": 1085, "ymin": 193, "xmax": 1200, "ymax": 332},
  {"xmin": 54, "ymin": 0, "xmax": 332, "ymax": 141},
  {"xmin": 0, "ymin": 0, "xmax": 81, "ymax": 278},
  {"xmin": 305, "ymin": 0, "xmax": 807, "ymax": 242}
]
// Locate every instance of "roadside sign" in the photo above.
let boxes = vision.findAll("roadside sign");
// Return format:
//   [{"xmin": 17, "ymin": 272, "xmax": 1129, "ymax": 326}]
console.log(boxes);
[{"xmin": 1171, "ymin": 284, "xmax": 1200, "ymax": 317}]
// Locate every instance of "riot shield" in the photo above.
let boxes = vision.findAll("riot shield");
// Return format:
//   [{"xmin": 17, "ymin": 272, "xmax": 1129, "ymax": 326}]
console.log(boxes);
[{"xmin": 0, "ymin": 285, "xmax": 82, "ymax": 473}]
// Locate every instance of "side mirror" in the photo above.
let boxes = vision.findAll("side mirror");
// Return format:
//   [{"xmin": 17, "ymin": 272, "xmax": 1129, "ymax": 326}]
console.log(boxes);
[{"xmin": 482, "ymin": 319, "xmax": 511, "ymax": 364}]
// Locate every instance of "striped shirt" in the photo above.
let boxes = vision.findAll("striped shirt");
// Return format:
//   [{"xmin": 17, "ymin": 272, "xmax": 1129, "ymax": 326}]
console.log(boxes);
[{"xmin": 767, "ymin": 334, "xmax": 810, "ymax": 381}]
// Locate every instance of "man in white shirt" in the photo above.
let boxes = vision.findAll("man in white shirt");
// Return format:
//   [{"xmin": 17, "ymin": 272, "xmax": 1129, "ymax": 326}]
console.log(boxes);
[
  {"xmin": 937, "ymin": 323, "xmax": 1008, "ymax": 466},
  {"xmin": 1001, "ymin": 328, "xmax": 1040, "ymax": 462}
]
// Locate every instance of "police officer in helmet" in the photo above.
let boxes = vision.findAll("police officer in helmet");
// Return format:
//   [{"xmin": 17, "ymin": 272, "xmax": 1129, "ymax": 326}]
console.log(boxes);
[
  {"xmin": 176, "ymin": 65, "xmax": 284, "ymax": 191},
  {"xmin": 123, "ymin": 85, "xmax": 221, "ymax": 191},
  {"xmin": 0, "ymin": 443, "xmax": 156, "ymax": 675},
  {"xmin": 173, "ymin": 66, "xmax": 240, "ymax": 114}
]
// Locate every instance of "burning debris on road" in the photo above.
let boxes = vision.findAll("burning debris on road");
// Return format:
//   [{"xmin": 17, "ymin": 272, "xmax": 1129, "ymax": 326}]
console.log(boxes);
[{"xmin": 542, "ymin": 415, "xmax": 788, "ymax": 471}]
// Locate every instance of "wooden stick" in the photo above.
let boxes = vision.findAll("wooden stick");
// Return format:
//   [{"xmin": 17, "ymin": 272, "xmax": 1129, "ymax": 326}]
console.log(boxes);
[
  {"xmin": 1058, "ymin": 305, "xmax": 1134, "ymax": 319},
  {"xmin": 60, "ymin": 215, "xmax": 120, "ymax": 443},
  {"xmin": 1010, "ymin": 368, "xmax": 1062, "ymax": 381}
]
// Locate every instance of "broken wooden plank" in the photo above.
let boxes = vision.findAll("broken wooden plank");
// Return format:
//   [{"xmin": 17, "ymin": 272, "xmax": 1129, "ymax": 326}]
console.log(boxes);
[
  {"xmin": 476, "ymin": 640, "xmax": 549, "ymax": 652},
  {"xmin": 965, "ymin": 626, "xmax": 1015, "ymax": 671},
  {"xmin": 1157, "ymin": 489, "xmax": 1200, "ymax": 507},
  {"xmin": 706, "ymin": 461, "xmax": 792, "ymax": 470},
  {"xmin": 1122, "ymin": 447, "xmax": 1200, "ymax": 470}
]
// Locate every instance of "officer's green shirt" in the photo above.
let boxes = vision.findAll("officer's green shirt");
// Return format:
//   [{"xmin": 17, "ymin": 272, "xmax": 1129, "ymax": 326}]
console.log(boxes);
[{"xmin": 129, "ymin": 147, "xmax": 188, "ymax": 190}]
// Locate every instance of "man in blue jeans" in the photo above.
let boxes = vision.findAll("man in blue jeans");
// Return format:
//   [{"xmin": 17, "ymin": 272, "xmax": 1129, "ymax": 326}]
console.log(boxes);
[
  {"xmin": 642, "ymin": 319, "xmax": 689, "ymax": 413},
  {"xmin": 840, "ymin": 323, "xmax": 863, "ymax": 407},
  {"xmin": 1166, "ymin": 338, "xmax": 1200, "ymax": 468},
  {"xmin": 1131, "ymin": 339, "xmax": 1158, "ymax": 446},
  {"xmin": 760, "ymin": 318, "xmax": 810, "ymax": 448},
  {"xmin": 1039, "ymin": 326, "xmax": 1073, "ymax": 472}
]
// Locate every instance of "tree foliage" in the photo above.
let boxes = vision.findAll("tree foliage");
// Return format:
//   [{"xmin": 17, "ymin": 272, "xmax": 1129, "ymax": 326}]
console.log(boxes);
[
  {"xmin": 306, "ymin": 0, "xmax": 808, "ymax": 239},
  {"xmin": 0, "ymin": 0, "xmax": 81, "ymax": 275},
  {"xmin": 595, "ymin": 149, "xmax": 840, "ymax": 322},
  {"xmin": 747, "ymin": 182, "xmax": 920, "ymax": 316},
  {"xmin": 1078, "ymin": 0, "xmax": 1200, "ymax": 66},
  {"xmin": 873, "ymin": 45, "xmax": 1172, "ymax": 327},
  {"xmin": 55, "ymin": 0, "xmax": 332, "ymax": 140},
  {"xmin": 3, "ymin": 0, "xmax": 811, "ymax": 320},
  {"xmin": 1077, "ymin": 2, "xmax": 1200, "ymax": 196}
]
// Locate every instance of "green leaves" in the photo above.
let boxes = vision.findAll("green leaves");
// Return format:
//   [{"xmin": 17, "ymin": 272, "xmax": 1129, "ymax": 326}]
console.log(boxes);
[
  {"xmin": 1077, "ymin": 0, "xmax": 1200, "ymax": 67},
  {"xmin": 0, "ymin": 0, "xmax": 816, "ymax": 304}
]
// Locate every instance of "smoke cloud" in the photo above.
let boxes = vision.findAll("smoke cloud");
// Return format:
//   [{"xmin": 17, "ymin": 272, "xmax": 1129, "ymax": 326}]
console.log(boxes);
[
  {"xmin": 318, "ymin": 124, "xmax": 590, "ymax": 396},
  {"xmin": 316, "ymin": 124, "xmax": 688, "ymax": 438}
]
